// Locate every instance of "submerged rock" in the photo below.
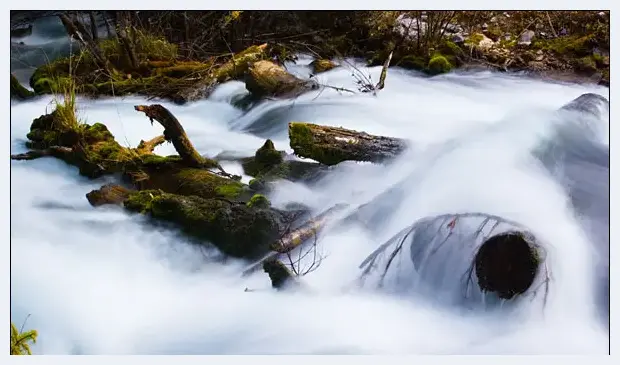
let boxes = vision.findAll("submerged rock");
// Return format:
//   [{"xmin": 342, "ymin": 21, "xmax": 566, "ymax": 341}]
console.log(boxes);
[{"xmin": 310, "ymin": 59, "xmax": 337, "ymax": 74}]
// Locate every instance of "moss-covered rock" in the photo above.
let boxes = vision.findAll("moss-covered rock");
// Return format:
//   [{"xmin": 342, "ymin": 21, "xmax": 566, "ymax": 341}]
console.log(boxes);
[
  {"xmin": 11, "ymin": 74, "xmax": 34, "ymax": 99},
  {"xmin": 247, "ymin": 194, "xmax": 270, "ymax": 208},
  {"xmin": 123, "ymin": 190, "xmax": 286, "ymax": 258},
  {"xmin": 427, "ymin": 54, "xmax": 454, "ymax": 75},
  {"xmin": 241, "ymin": 139, "xmax": 285, "ymax": 176}
]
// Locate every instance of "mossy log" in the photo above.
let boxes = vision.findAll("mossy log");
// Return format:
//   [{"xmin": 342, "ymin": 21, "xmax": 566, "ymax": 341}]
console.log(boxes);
[
  {"xmin": 288, "ymin": 122, "xmax": 409, "ymax": 165},
  {"xmin": 245, "ymin": 60, "xmax": 318, "ymax": 98},
  {"xmin": 123, "ymin": 190, "xmax": 290, "ymax": 258},
  {"xmin": 11, "ymin": 74, "xmax": 35, "ymax": 100},
  {"xmin": 28, "ymin": 44, "xmax": 269, "ymax": 103},
  {"xmin": 12, "ymin": 107, "xmax": 248, "ymax": 201}
]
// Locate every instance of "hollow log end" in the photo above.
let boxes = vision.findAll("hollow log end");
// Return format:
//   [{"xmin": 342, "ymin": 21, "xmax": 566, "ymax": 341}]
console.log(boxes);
[{"xmin": 474, "ymin": 231, "xmax": 541, "ymax": 300}]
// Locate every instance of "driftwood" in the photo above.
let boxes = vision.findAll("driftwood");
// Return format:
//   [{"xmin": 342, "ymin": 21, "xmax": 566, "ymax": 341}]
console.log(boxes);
[
  {"xmin": 241, "ymin": 203, "xmax": 348, "ymax": 276},
  {"xmin": 288, "ymin": 122, "xmax": 409, "ymax": 165},
  {"xmin": 11, "ymin": 146, "xmax": 73, "ymax": 161},
  {"xmin": 134, "ymin": 105, "xmax": 205, "ymax": 167}
]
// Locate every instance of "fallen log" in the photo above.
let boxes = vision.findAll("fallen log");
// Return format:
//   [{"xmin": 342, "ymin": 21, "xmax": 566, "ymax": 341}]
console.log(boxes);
[
  {"xmin": 241, "ymin": 203, "xmax": 349, "ymax": 276},
  {"xmin": 358, "ymin": 213, "xmax": 547, "ymax": 304},
  {"xmin": 288, "ymin": 122, "xmax": 409, "ymax": 165},
  {"xmin": 245, "ymin": 60, "xmax": 318, "ymax": 98},
  {"xmin": 175, "ymin": 44, "xmax": 269, "ymax": 102}
]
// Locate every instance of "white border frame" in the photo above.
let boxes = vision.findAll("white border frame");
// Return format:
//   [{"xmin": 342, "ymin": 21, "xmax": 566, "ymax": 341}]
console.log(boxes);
[{"xmin": 3, "ymin": 0, "xmax": 616, "ymax": 362}]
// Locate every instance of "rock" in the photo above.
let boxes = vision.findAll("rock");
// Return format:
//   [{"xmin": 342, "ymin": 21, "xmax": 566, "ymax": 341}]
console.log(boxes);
[
  {"xmin": 518, "ymin": 30, "xmax": 536, "ymax": 46},
  {"xmin": 476, "ymin": 34, "xmax": 495, "ymax": 51},
  {"xmin": 310, "ymin": 59, "xmax": 337, "ymax": 74},
  {"xmin": 395, "ymin": 14, "xmax": 427, "ymax": 38},
  {"xmin": 559, "ymin": 28, "xmax": 568, "ymax": 36},
  {"xmin": 490, "ymin": 16, "xmax": 497, "ymax": 23},
  {"xmin": 535, "ymin": 50, "xmax": 545, "ymax": 61},
  {"xmin": 444, "ymin": 23, "xmax": 462, "ymax": 34},
  {"xmin": 503, "ymin": 12, "xmax": 510, "ymax": 18},
  {"xmin": 504, "ymin": 33, "xmax": 512, "ymax": 41},
  {"xmin": 482, "ymin": 23, "xmax": 488, "ymax": 30},
  {"xmin": 452, "ymin": 33, "xmax": 465, "ymax": 44},
  {"xmin": 263, "ymin": 259, "xmax": 296, "ymax": 290}
]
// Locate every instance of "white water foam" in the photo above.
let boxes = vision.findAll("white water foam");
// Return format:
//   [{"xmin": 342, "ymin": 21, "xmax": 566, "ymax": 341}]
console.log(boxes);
[{"xmin": 10, "ymin": 58, "xmax": 609, "ymax": 354}]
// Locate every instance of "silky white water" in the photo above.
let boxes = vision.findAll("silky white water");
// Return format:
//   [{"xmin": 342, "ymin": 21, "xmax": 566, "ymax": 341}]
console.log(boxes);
[{"xmin": 10, "ymin": 47, "xmax": 610, "ymax": 353}]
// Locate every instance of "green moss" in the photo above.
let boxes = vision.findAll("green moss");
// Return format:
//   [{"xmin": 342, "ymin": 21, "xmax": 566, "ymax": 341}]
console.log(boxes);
[
  {"xmin": 289, "ymin": 122, "xmax": 355, "ymax": 166},
  {"xmin": 123, "ymin": 191, "xmax": 283, "ymax": 258},
  {"xmin": 574, "ymin": 56, "xmax": 597, "ymax": 74},
  {"xmin": 123, "ymin": 189, "xmax": 163, "ymax": 213},
  {"xmin": 214, "ymin": 183, "xmax": 245, "ymax": 199},
  {"xmin": 213, "ymin": 44, "xmax": 268, "ymax": 82},
  {"xmin": 141, "ymin": 154, "xmax": 183, "ymax": 166},
  {"xmin": 247, "ymin": 194, "xmax": 270, "ymax": 208},
  {"xmin": 439, "ymin": 41, "xmax": 462, "ymax": 57},
  {"xmin": 532, "ymin": 35, "xmax": 594, "ymax": 57},
  {"xmin": 173, "ymin": 168, "xmax": 245, "ymax": 199},
  {"xmin": 11, "ymin": 74, "xmax": 34, "ymax": 99},
  {"xmin": 155, "ymin": 62, "xmax": 212, "ymax": 78},
  {"xmin": 427, "ymin": 54, "xmax": 453, "ymax": 75},
  {"xmin": 397, "ymin": 54, "xmax": 427, "ymax": 71}
]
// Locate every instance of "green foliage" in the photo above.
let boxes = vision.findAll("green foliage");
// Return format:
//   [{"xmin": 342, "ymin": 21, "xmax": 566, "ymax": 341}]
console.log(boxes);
[
  {"xmin": 465, "ymin": 33, "xmax": 484, "ymax": 46},
  {"xmin": 573, "ymin": 56, "xmax": 597, "ymax": 74},
  {"xmin": 10, "ymin": 322, "xmax": 38, "ymax": 355}
]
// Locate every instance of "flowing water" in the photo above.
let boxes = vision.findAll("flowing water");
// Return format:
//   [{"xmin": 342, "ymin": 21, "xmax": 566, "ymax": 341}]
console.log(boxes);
[{"xmin": 10, "ymin": 21, "xmax": 610, "ymax": 355}]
